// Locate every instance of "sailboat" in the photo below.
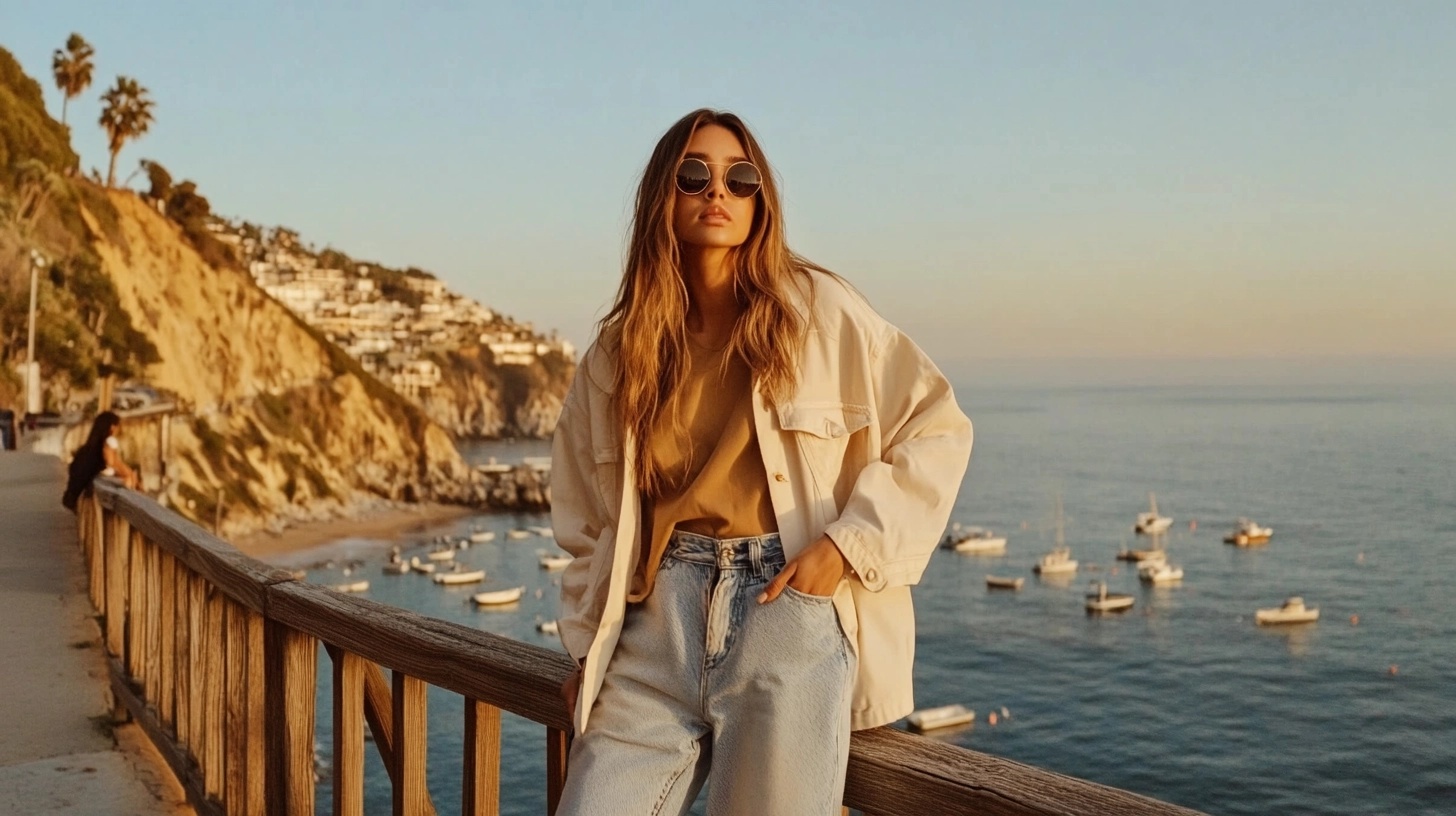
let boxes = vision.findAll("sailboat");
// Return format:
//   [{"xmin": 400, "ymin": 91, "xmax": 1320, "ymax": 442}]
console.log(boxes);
[
  {"xmin": 1034, "ymin": 495, "xmax": 1078, "ymax": 576},
  {"xmin": 1133, "ymin": 492, "xmax": 1173, "ymax": 535}
]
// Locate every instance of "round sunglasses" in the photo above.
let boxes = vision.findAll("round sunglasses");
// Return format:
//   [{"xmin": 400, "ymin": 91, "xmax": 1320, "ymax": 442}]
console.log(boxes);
[{"xmin": 675, "ymin": 158, "xmax": 762, "ymax": 198}]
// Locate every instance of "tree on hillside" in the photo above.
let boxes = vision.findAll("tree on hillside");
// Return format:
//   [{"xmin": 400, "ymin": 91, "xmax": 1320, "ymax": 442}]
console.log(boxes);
[
  {"xmin": 140, "ymin": 158, "xmax": 172, "ymax": 201},
  {"xmin": 98, "ymin": 76, "xmax": 155, "ymax": 187},
  {"xmin": 50, "ymin": 33, "xmax": 95, "ymax": 127}
]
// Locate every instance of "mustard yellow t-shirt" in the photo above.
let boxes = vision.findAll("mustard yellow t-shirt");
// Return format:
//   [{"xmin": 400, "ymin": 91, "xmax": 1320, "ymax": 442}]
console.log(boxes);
[{"xmin": 629, "ymin": 341, "xmax": 777, "ymax": 601}]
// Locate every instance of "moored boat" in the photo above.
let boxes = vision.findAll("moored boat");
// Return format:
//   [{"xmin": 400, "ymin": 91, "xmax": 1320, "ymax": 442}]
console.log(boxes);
[
  {"xmin": 505, "ymin": 529, "xmax": 532, "ymax": 541},
  {"xmin": 539, "ymin": 554, "xmax": 573, "ymax": 571},
  {"xmin": 472, "ymin": 586, "xmax": 526, "ymax": 606},
  {"xmin": 906, "ymin": 704, "xmax": 975, "ymax": 732},
  {"xmin": 330, "ymin": 580, "xmax": 370, "ymax": 593},
  {"xmin": 985, "ymin": 575, "xmax": 1024, "ymax": 590},
  {"xmin": 1085, "ymin": 581, "xmax": 1135, "ymax": 613},
  {"xmin": 1224, "ymin": 518, "xmax": 1274, "ymax": 546},
  {"xmin": 536, "ymin": 619, "xmax": 559, "ymax": 635},
  {"xmin": 409, "ymin": 557, "xmax": 436, "ymax": 575},
  {"xmin": 1134, "ymin": 492, "xmax": 1173, "ymax": 535},
  {"xmin": 426, "ymin": 547, "xmax": 457, "ymax": 562},
  {"xmin": 468, "ymin": 530, "xmax": 496, "ymax": 543},
  {"xmin": 432, "ymin": 568, "xmax": 486, "ymax": 586},
  {"xmin": 1138, "ymin": 562, "xmax": 1184, "ymax": 584},
  {"xmin": 1035, "ymin": 495, "xmax": 1078, "ymax": 575},
  {"xmin": 382, "ymin": 561, "xmax": 409, "ymax": 575},
  {"xmin": 1256, "ymin": 596, "xmax": 1319, "ymax": 625},
  {"xmin": 942, "ymin": 525, "xmax": 1008, "ymax": 555},
  {"xmin": 1117, "ymin": 547, "xmax": 1165, "ymax": 563}
]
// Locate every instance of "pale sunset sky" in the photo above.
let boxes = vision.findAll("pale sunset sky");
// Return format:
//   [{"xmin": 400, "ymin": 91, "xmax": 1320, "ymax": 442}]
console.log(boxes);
[{"xmin": 9, "ymin": 2, "xmax": 1454, "ymax": 383}]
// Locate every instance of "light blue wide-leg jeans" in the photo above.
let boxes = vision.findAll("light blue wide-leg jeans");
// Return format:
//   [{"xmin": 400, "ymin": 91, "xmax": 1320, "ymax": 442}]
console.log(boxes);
[{"xmin": 556, "ymin": 531, "xmax": 855, "ymax": 816}]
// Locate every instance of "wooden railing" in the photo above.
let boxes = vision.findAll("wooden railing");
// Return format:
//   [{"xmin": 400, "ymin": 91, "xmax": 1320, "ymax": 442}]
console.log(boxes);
[{"xmin": 77, "ymin": 480, "xmax": 1206, "ymax": 816}]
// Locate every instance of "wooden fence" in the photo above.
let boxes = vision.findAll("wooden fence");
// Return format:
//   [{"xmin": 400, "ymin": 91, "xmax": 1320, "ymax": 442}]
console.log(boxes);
[{"xmin": 76, "ymin": 480, "xmax": 1206, "ymax": 815}]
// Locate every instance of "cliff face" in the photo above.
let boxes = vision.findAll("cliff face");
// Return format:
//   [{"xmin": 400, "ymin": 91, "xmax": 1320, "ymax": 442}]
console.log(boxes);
[
  {"xmin": 418, "ymin": 344, "xmax": 571, "ymax": 439},
  {"xmin": 83, "ymin": 192, "xmax": 483, "ymax": 538}
]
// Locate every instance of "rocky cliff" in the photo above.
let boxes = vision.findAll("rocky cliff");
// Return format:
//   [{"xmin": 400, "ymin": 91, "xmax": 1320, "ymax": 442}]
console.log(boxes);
[
  {"xmin": 82, "ymin": 191, "xmax": 485, "ymax": 538},
  {"xmin": 419, "ymin": 344, "xmax": 570, "ymax": 439}
]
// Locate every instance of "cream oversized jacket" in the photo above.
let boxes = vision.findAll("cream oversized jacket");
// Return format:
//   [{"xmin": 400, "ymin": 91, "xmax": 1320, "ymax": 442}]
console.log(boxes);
[{"xmin": 552, "ymin": 273, "xmax": 973, "ymax": 734}]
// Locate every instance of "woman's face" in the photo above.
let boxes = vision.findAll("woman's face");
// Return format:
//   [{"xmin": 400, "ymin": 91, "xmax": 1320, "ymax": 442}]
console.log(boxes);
[{"xmin": 672, "ymin": 124, "xmax": 757, "ymax": 250}]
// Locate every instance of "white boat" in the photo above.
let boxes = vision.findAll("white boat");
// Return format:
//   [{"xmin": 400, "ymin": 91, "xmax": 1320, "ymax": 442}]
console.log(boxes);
[
  {"xmin": 1034, "ymin": 495, "xmax": 1079, "ymax": 575},
  {"xmin": 425, "ymin": 548, "xmax": 457, "ymax": 562},
  {"xmin": 1134, "ymin": 492, "xmax": 1173, "ymax": 535},
  {"xmin": 539, "ymin": 554, "xmax": 573, "ymax": 571},
  {"xmin": 536, "ymin": 620, "xmax": 559, "ymax": 635},
  {"xmin": 468, "ymin": 530, "xmax": 496, "ymax": 543},
  {"xmin": 1116, "ymin": 547, "xmax": 1165, "ymax": 563},
  {"xmin": 472, "ymin": 586, "xmax": 526, "ymax": 606},
  {"xmin": 408, "ymin": 557, "xmax": 436, "ymax": 575},
  {"xmin": 330, "ymin": 580, "xmax": 370, "ymax": 593},
  {"xmin": 505, "ymin": 529, "xmax": 532, "ymax": 541},
  {"xmin": 1224, "ymin": 518, "xmax": 1274, "ymax": 546},
  {"xmin": 1085, "ymin": 581, "xmax": 1135, "ymax": 613},
  {"xmin": 942, "ymin": 525, "xmax": 1008, "ymax": 555},
  {"xmin": 985, "ymin": 575, "xmax": 1024, "ymax": 590},
  {"xmin": 527, "ymin": 525, "xmax": 554, "ymax": 538},
  {"xmin": 432, "ymin": 568, "xmax": 486, "ymax": 586},
  {"xmin": 1256, "ymin": 596, "xmax": 1319, "ymax": 625},
  {"xmin": 906, "ymin": 704, "xmax": 975, "ymax": 732},
  {"xmin": 381, "ymin": 561, "xmax": 409, "ymax": 575},
  {"xmin": 1138, "ymin": 562, "xmax": 1184, "ymax": 584}
]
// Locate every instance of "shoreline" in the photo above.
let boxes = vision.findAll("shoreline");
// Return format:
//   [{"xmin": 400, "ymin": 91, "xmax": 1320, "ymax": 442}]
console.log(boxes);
[{"xmin": 233, "ymin": 502, "xmax": 475, "ymax": 562}]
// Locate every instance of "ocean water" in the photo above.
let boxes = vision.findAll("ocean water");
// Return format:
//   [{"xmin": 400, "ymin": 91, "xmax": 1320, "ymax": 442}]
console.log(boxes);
[{"xmin": 278, "ymin": 379, "xmax": 1456, "ymax": 815}]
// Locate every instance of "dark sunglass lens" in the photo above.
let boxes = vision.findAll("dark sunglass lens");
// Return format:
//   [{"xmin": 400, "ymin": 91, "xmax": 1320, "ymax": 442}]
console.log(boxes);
[
  {"xmin": 676, "ymin": 159, "xmax": 711, "ymax": 195},
  {"xmin": 725, "ymin": 163, "xmax": 762, "ymax": 197}
]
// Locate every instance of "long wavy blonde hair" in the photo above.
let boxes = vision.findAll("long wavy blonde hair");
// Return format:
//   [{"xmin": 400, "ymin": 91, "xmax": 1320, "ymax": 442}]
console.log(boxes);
[{"xmin": 599, "ymin": 109, "xmax": 828, "ymax": 495}]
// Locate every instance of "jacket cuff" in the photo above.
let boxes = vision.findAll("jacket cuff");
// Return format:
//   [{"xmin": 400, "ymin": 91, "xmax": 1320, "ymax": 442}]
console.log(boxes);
[{"xmin": 824, "ymin": 522, "xmax": 887, "ymax": 591}]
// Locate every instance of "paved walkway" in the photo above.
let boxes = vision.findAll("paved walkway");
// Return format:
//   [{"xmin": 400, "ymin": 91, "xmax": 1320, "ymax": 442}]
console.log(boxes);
[{"xmin": 0, "ymin": 452, "xmax": 191, "ymax": 815}]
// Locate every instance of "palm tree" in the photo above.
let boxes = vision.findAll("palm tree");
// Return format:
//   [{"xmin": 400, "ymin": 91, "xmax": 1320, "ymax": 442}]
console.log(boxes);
[
  {"xmin": 51, "ymin": 33, "xmax": 96, "ymax": 127},
  {"xmin": 98, "ymin": 76, "xmax": 156, "ymax": 188}
]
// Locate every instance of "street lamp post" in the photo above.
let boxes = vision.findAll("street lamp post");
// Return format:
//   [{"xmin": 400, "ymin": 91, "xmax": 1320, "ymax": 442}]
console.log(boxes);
[{"xmin": 25, "ymin": 250, "xmax": 46, "ymax": 416}]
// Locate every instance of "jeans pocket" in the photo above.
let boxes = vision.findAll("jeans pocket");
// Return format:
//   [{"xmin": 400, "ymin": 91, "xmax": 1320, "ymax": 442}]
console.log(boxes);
[{"xmin": 781, "ymin": 584, "xmax": 835, "ymax": 604}]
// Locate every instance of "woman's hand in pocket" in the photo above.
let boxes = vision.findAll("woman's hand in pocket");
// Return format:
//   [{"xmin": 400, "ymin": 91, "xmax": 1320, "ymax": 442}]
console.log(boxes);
[{"xmin": 758, "ymin": 535, "xmax": 849, "ymax": 603}]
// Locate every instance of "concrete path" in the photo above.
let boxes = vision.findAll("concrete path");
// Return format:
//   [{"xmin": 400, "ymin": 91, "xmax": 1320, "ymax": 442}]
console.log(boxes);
[{"xmin": 0, "ymin": 452, "xmax": 191, "ymax": 815}]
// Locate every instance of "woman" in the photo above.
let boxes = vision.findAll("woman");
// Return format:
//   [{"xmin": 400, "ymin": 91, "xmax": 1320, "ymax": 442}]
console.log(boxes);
[
  {"xmin": 62, "ymin": 411, "xmax": 138, "ymax": 511},
  {"xmin": 552, "ymin": 109, "xmax": 972, "ymax": 815}
]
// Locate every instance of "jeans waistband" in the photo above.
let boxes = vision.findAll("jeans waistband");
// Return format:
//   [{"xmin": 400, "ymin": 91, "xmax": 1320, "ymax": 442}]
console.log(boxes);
[{"xmin": 666, "ymin": 530, "xmax": 785, "ymax": 579}]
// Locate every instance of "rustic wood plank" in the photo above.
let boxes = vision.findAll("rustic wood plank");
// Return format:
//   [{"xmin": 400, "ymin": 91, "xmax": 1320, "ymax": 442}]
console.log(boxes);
[
  {"xmin": 143, "ymin": 539, "xmax": 161, "ymax": 706},
  {"xmin": 462, "ymin": 698, "xmax": 501, "ymax": 816},
  {"xmin": 187, "ymin": 572, "xmax": 206, "ymax": 757},
  {"xmin": 223, "ymin": 600, "xmax": 248, "ymax": 816},
  {"xmin": 106, "ymin": 655, "xmax": 226, "ymax": 816},
  {"xmin": 331, "ymin": 647, "xmax": 366, "ymax": 816},
  {"xmin": 203, "ymin": 585, "xmax": 226, "ymax": 800},
  {"xmin": 264, "ymin": 620, "xmax": 317, "ymax": 816},
  {"xmin": 104, "ymin": 511, "xmax": 128, "ymax": 659},
  {"xmin": 842, "ymin": 727, "xmax": 1206, "ymax": 816},
  {"xmin": 391, "ymin": 671, "xmax": 429, "ymax": 816},
  {"xmin": 242, "ymin": 609, "xmax": 266, "ymax": 816},
  {"xmin": 86, "ymin": 498, "xmax": 105, "ymax": 611},
  {"xmin": 95, "ymin": 482, "xmax": 295, "ymax": 614},
  {"xmin": 126, "ymin": 529, "xmax": 144, "ymax": 679},
  {"xmin": 158, "ymin": 550, "xmax": 176, "ymax": 732},
  {"xmin": 268, "ymin": 582, "xmax": 575, "ymax": 729},
  {"xmin": 545, "ymin": 728, "xmax": 570, "ymax": 816},
  {"xmin": 357, "ymin": 659, "xmax": 438, "ymax": 816},
  {"xmin": 174, "ymin": 555, "xmax": 192, "ymax": 751}
]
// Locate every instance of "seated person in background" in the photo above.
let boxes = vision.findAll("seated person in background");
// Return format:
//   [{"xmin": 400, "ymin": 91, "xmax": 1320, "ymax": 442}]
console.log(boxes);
[{"xmin": 63, "ymin": 411, "xmax": 139, "ymax": 511}]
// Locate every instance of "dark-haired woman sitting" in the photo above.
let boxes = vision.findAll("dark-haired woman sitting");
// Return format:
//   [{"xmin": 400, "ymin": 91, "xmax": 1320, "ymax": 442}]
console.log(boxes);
[{"xmin": 62, "ymin": 411, "xmax": 138, "ymax": 511}]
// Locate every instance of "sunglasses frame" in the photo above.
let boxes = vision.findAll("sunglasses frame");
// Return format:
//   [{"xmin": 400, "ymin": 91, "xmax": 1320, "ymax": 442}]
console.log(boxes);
[{"xmin": 675, "ymin": 158, "xmax": 762, "ymax": 198}]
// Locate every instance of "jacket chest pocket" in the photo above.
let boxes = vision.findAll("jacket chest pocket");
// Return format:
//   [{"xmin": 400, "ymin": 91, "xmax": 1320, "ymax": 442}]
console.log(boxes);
[{"xmin": 776, "ymin": 401, "xmax": 872, "ymax": 486}]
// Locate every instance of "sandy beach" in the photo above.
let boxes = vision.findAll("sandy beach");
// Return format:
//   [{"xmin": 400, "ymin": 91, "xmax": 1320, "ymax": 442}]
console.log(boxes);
[{"xmin": 233, "ymin": 502, "xmax": 474, "ymax": 561}]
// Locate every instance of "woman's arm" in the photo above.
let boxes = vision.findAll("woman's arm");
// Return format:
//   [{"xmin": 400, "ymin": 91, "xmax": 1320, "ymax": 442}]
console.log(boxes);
[
  {"xmin": 551, "ymin": 363, "xmax": 613, "ymax": 663},
  {"xmin": 103, "ymin": 441, "xmax": 140, "ymax": 489}
]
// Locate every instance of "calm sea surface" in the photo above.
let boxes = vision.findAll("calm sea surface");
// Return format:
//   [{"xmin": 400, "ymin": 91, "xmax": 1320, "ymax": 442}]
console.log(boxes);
[{"xmin": 274, "ymin": 379, "xmax": 1456, "ymax": 815}]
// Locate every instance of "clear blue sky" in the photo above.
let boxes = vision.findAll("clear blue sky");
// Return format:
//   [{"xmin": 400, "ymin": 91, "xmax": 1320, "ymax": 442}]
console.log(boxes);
[{"xmin": 9, "ymin": 1, "xmax": 1455, "ymax": 378}]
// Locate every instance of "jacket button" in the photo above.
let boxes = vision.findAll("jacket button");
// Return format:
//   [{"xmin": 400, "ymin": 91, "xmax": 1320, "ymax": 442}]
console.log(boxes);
[
  {"xmin": 865, "ymin": 568, "xmax": 879, "ymax": 583},
  {"xmin": 774, "ymin": 473, "xmax": 787, "ymax": 482}
]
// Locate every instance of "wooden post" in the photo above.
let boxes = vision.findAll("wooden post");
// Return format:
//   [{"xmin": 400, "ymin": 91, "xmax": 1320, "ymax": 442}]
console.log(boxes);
[
  {"xmin": 87, "ymin": 499, "xmax": 105, "ymax": 611},
  {"xmin": 203, "ymin": 585, "xmax": 226, "ymax": 800},
  {"xmin": 143, "ymin": 541, "xmax": 161, "ymax": 705},
  {"xmin": 264, "ymin": 621, "xmax": 316, "ymax": 815},
  {"xmin": 331, "ymin": 648, "xmax": 365, "ymax": 816},
  {"xmin": 174, "ymin": 559, "xmax": 192, "ymax": 750},
  {"xmin": 104, "ymin": 512, "xmax": 129, "ymax": 662},
  {"xmin": 546, "ymin": 728, "xmax": 571, "ymax": 816},
  {"xmin": 187, "ymin": 572, "xmax": 206, "ymax": 757},
  {"xmin": 242, "ymin": 609, "xmax": 266, "ymax": 815},
  {"xmin": 126, "ymin": 529, "xmax": 145, "ymax": 681},
  {"xmin": 158, "ymin": 551, "xmax": 176, "ymax": 732},
  {"xmin": 391, "ymin": 671, "xmax": 428, "ymax": 816},
  {"xmin": 462, "ymin": 698, "xmax": 501, "ymax": 816}
]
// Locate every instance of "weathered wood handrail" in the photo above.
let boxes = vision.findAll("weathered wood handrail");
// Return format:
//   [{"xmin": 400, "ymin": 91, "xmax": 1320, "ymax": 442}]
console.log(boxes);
[{"xmin": 76, "ymin": 479, "xmax": 1206, "ymax": 815}]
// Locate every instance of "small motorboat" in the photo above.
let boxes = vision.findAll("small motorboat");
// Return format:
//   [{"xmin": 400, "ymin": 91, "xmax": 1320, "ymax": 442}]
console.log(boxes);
[
  {"xmin": 536, "ymin": 619, "xmax": 559, "ymax": 635},
  {"xmin": 1116, "ymin": 547, "xmax": 1165, "ymax": 563},
  {"xmin": 433, "ymin": 567, "xmax": 486, "ymax": 586},
  {"xmin": 527, "ymin": 525, "xmax": 554, "ymax": 538},
  {"xmin": 426, "ymin": 548, "xmax": 457, "ymax": 562},
  {"xmin": 1034, "ymin": 548, "xmax": 1078, "ymax": 575},
  {"xmin": 1134, "ymin": 492, "xmax": 1173, "ymax": 535},
  {"xmin": 1085, "ymin": 581, "xmax": 1135, "ymax": 613},
  {"xmin": 473, "ymin": 586, "xmax": 526, "ymax": 606},
  {"xmin": 985, "ymin": 575, "xmax": 1024, "ymax": 590},
  {"xmin": 906, "ymin": 704, "xmax": 975, "ymax": 732},
  {"xmin": 382, "ymin": 561, "xmax": 409, "ymax": 575},
  {"xmin": 330, "ymin": 580, "xmax": 370, "ymax": 594},
  {"xmin": 1256, "ymin": 596, "xmax": 1319, "ymax": 625},
  {"xmin": 468, "ymin": 529, "xmax": 496, "ymax": 543},
  {"xmin": 1224, "ymin": 518, "xmax": 1274, "ymax": 546},
  {"xmin": 409, "ymin": 557, "xmax": 436, "ymax": 575},
  {"xmin": 505, "ymin": 529, "xmax": 533, "ymax": 541},
  {"xmin": 1138, "ymin": 562, "xmax": 1184, "ymax": 584},
  {"xmin": 539, "ymin": 554, "xmax": 573, "ymax": 571},
  {"xmin": 942, "ymin": 525, "xmax": 1008, "ymax": 555}
]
